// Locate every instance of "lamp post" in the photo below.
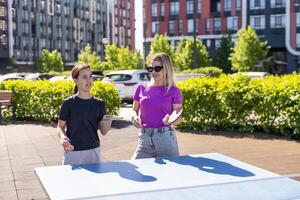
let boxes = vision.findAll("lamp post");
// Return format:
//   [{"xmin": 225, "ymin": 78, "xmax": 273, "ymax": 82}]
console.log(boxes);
[
  {"xmin": 193, "ymin": 0, "xmax": 198, "ymax": 69},
  {"xmin": 101, "ymin": 37, "xmax": 108, "ymax": 61}
]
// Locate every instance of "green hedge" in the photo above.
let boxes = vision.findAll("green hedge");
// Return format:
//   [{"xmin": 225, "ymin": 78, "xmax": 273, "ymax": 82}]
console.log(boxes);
[
  {"xmin": 1, "ymin": 80, "xmax": 120, "ymax": 122},
  {"xmin": 177, "ymin": 73, "xmax": 300, "ymax": 139}
]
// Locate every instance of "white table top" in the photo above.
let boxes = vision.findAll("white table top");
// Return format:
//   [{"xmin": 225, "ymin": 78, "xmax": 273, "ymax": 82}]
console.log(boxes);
[{"xmin": 35, "ymin": 153, "xmax": 300, "ymax": 200}]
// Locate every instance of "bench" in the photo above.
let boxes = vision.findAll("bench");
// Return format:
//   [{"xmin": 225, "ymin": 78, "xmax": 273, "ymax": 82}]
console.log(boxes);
[{"xmin": 0, "ymin": 90, "xmax": 14, "ymax": 121}]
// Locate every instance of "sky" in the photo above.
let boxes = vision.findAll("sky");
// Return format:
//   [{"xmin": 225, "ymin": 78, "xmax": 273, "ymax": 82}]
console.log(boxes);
[{"xmin": 134, "ymin": 0, "xmax": 143, "ymax": 53}]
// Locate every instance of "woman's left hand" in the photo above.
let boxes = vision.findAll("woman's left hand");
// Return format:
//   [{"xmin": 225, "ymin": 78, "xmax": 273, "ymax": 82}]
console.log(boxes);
[{"xmin": 162, "ymin": 114, "xmax": 171, "ymax": 125}]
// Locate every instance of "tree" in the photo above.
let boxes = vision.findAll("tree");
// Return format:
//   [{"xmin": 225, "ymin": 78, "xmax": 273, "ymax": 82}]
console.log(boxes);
[
  {"xmin": 229, "ymin": 26, "xmax": 268, "ymax": 72},
  {"xmin": 77, "ymin": 45, "xmax": 102, "ymax": 71},
  {"xmin": 175, "ymin": 39, "xmax": 210, "ymax": 71},
  {"xmin": 38, "ymin": 49, "xmax": 64, "ymax": 72},
  {"xmin": 146, "ymin": 34, "xmax": 175, "ymax": 64},
  {"xmin": 103, "ymin": 44, "xmax": 119, "ymax": 70},
  {"xmin": 213, "ymin": 35, "xmax": 234, "ymax": 73},
  {"xmin": 103, "ymin": 44, "xmax": 143, "ymax": 70}
]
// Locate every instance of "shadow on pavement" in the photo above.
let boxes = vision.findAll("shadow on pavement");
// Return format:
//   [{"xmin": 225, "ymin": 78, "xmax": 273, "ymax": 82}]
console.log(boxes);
[{"xmin": 112, "ymin": 120, "xmax": 132, "ymax": 129}]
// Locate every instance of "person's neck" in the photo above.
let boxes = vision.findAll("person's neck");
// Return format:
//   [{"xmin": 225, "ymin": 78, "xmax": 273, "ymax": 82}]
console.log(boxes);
[
  {"xmin": 76, "ymin": 91, "xmax": 92, "ymax": 99},
  {"xmin": 149, "ymin": 80, "xmax": 164, "ymax": 86}
]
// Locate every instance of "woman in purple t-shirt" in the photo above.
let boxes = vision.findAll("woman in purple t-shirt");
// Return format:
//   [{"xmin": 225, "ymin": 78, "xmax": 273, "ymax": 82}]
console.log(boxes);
[{"xmin": 131, "ymin": 52, "xmax": 183, "ymax": 159}]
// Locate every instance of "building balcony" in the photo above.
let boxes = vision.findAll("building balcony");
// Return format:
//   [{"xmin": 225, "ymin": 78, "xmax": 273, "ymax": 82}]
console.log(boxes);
[
  {"xmin": 270, "ymin": 8, "xmax": 285, "ymax": 15},
  {"xmin": 223, "ymin": 11, "xmax": 231, "ymax": 17},
  {"xmin": 210, "ymin": 12, "xmax": 221, "ymax": 18},
  {"xmin": 213, "ymin": 30, "xmax": 222, "ymax": 34}
]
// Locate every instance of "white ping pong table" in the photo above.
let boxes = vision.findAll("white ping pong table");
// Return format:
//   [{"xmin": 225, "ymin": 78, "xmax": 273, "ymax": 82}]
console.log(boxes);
[{"xmin": 35, "ymin": 153, "xmax": 300, "ymax": 199}]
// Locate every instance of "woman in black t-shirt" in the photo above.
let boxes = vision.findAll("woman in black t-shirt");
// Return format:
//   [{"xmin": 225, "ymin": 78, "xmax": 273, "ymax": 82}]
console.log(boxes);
[{"xmin": 57, "ymin": 64, "xmax": 112, "ymax": 165}]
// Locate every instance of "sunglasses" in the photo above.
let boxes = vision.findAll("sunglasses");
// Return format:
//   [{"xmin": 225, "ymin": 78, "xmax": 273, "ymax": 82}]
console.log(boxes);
[{"xmin": 146, "ymin": 66, "xmax": 164, "ymax": 73}]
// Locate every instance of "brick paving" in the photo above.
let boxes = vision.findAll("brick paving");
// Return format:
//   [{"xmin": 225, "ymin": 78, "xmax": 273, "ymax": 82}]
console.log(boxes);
[{"xmin": 0, "ymin": 121, "xmax": 300, "ymax": 200}]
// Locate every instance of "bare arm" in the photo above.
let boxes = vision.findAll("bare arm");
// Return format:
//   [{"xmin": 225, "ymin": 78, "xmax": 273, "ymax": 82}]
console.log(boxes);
[
  {"xmin": 131, "ymin": 100, "xmax": 142, "ymax": 128},
  {"xmin": 98, "ymin": 116, "xmax": 112, "ymax": 136},
  {"xmin": 57, "ymin": 120, "xmax": 74, "ymax": 151}
]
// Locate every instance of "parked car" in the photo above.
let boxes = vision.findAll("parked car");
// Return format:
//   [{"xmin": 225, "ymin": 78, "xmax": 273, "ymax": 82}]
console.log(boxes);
[
  {"xmin": 175, "ymin": 74, "xmax": 202, "ymax": 82},
  {"xmin": 0, "ymin": 73, "xmax": 25, "ymax": 82},
  {"xmin": 92, "ymin": 74, "xmax": 104, "ymax": 81},
  {"xmin": 232, "ymin": 72, "xmax": 270, "ymax": 79},
  {"xmin": 49, "ymin": 75, "xmax": 69, "ymax": 82},
  {"xmin": 25, "ymin": 73, "xmax": 54, "ymax": 81},
  {"xmin": 102, "ymin": 69, "xmax": 150, "ymax": 103}
]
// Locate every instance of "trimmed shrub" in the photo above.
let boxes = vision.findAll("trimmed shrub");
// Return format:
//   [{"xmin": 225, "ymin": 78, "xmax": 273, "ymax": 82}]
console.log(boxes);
[
  {"xmin": 1, "ymin": 80, "xmax": 120, "ymax": 122},
  {"xmin": 177, "ymin": 73, "xmax": 300, "ymax": 139}
]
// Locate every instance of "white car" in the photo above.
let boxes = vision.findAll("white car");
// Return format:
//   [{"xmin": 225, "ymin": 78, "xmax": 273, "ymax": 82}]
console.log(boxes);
[
  {"xmin": 103, "ymin": 70, "xmax": 150, "ymax": 103},
  {"xmin": 232, "ymin": 72, "xmax": 270, "ymax": 79}
]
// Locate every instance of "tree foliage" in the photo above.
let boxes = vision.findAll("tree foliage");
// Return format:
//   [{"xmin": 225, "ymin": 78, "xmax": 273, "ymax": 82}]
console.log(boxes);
[
  {"xmin": 213, "ymin": 35, "xmax": 234, "ymax": 73},
  {"xmin": 146, "ymin": 34, "xmax": 175, "ymax": 64},
  {"xmin": 103, "ymin": 44, "xmax": 142, "ymax": 70},
  {"xmin": 175, "ymin": 39, "xmax": 210, "ymax": 71},
  {"xmin": 229, "ymin": 26, "xmax": 268, "ymax": 72},
  {"xmin": 77, "ymin": 45, "xmax": 102, "ymax": 71},
  {"xmin": 38, "ymin": 49, "xmax": 64, "ymax": 72}
]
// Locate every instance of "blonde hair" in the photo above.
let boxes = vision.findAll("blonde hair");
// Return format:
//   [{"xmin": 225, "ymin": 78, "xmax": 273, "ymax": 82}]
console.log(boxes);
[
  {"xmin": 71, "ymin": 64, "xmax": 91, "ymax": 94},
  {"xmin": 151, "ymin": 52, "xmax": 176, "ymax": 91}
]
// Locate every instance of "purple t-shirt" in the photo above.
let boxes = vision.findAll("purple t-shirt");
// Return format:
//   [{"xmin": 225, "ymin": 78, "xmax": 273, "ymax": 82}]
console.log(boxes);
[{"xmin": 133, "ymin": 84, "xmax": 183, "ymax": 128}]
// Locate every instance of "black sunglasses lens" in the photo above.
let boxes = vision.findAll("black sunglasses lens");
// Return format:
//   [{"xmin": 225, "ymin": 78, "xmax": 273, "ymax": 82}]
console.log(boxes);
[
  {"xmin": 146, "ymin": 67, "xmax": 153, "ymax": 72},
  {"xmin": 154, "ymin": 66, "xmax": 163, "ymax": 72}
]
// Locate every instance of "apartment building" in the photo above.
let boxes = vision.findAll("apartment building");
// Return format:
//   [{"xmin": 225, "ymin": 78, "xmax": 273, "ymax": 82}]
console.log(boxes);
[
  {"xmin": 107, "ymin": 0, "xmax": 135, "ymax": 50},
  {"xmin": 0, "ymin": 0, "xmax": 107, "ymax": 67},
  {"xmin": 144, "ymin": 0, "xmax": 300, "ymax": 73}
]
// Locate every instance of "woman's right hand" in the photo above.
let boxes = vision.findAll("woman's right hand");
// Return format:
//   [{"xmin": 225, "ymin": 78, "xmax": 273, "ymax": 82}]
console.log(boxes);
[{"xmin": 131, "ymin": 115, "xmax": 142, "ymax": 128}]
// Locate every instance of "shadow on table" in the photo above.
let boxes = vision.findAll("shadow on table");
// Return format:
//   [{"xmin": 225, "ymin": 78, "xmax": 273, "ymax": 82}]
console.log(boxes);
[
  {"xmin": 155, "ymin": 155, "xmax": 255, "ymax": 177},
  {"xmin": 71, "ymin": 161, "xmax": 157, "ymax": 182}
]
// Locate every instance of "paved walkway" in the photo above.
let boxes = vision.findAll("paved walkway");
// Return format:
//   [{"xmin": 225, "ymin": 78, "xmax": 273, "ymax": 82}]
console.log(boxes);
[{"xmin": 0, "ymin": 121, "xmax": 300, "ymax": 200}]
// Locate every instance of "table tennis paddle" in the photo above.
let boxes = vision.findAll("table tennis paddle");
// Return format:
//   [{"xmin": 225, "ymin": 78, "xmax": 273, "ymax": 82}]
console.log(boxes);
[{"xmin": 168, "ymin": 109, "xmax": 183, "ymax": 123}]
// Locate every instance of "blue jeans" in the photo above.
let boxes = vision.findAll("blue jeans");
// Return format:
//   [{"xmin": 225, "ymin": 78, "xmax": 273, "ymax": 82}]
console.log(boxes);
[{"xmin": 132, "ymin": 126, "xmax": 179, "ymax": 159}]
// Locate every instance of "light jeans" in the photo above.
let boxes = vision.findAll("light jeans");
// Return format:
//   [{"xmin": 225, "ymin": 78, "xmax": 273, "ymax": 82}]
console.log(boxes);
[
  {"xmin": 62, "ymin": 147, "xmax": 101, "ymax": 165},
  {"xmin": 132, "ymin": 126, "xmax": 179, "ymax": 159}
]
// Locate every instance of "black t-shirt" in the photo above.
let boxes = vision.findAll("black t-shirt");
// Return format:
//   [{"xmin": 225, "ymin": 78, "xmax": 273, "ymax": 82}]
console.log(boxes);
[{"xmin": 59, "ymin": 95, "xmax": 106, "ymax": 151}]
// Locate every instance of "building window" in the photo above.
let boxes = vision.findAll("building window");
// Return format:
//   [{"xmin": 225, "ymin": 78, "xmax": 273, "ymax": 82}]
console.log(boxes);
[
  {"xmin": 0, "ymin": 34, "xmax": 7, "ymax": 45},
  {"xmin": 236, "ymin": 0, "xmax": 241, "ymax": 10},
  {"xmin": 250, "ymin": 15, "xmax": 265, "ymax": 29},
  {"xmin": 152, "ymin": 21, "xmax": 159, "ymax": 34},
  {"xmin": 161, "ymin": 3, "xmax": 165, "ymax": 16},
  {"xmin": 270, "ymin": 14, "xmax": 285, "ymax": 28},
  {"xmin": 206, "ymin": 19, "xmax": 211, "ymax": 32},
  {"xmin": 152, "ymin": 3, "xmax": 157, "ymax": 16},
  {"xmin": 0, "ymin": 20, "xmax": 6, "ymax": 31},
  {"xmin": 224, "ymin": 0, "xmax": 232, "ymax": 11},
  {"xmin": 188, "ymin": 19, "xmax": 194, "ymax": 33},
  {"xmin": 178, "ymin": 20, "xmax": 183, "ymax": 34},
  {"xmin": 187, "ymin": 0, "xmax": 194, "ymax": 14},
  {"xmin": 297, "ymin": 33, "xmax": 300, "ymax": 47},
  {"xmin": 270, "ymin": 0, "xmax": 286, "ymax": 8},
  {"xmin": 90, "ymin": 0, "xmax": 96, "ymax": 23},
  {"xmin": 170, "ymin": 2, "xmax": 179, "ymax": 15},
  {"xmin": 214, "ymin": 18, "xmax": 221, "ymax": 31},
  {"xmin": 48, "ymin": 0, "xmax": 54, "ymax": 15},
  {"xmin": 198, "ymin": 0, "xmax": 202, "ymax": 13},
  {"xmin": 215, "ymin": 39, "xmax": 221, "ymax": 49},
  {"xmin": 168, "ymin": 20, "xmax": 175, "ymax": 34},
  {"xmin": 227, "ymin": 16, "xmax": 238, "ymax": 30},
  {"xmin": 250, "ymin": 0, "xmax": 266, "ymax": 10},
  {"xmin": 74, "ymin": 18, "xmax": 80, "ymax": 43},
  {"xmin": 206, "ymin": 39, "xmax": 211, "ymax": 48},
  {"xmin": 297, "ymin": 13, "xmax": 300, "ymax": 27},
  {"xmin": 0, "ymin": 6, "xmax": 6, "ymax": 17}
]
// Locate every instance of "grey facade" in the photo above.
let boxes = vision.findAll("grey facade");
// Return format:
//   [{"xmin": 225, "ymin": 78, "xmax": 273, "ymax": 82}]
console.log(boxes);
[{"xmin": 0, "ymin": 0, "xmax": 107, "ymax": 67}]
